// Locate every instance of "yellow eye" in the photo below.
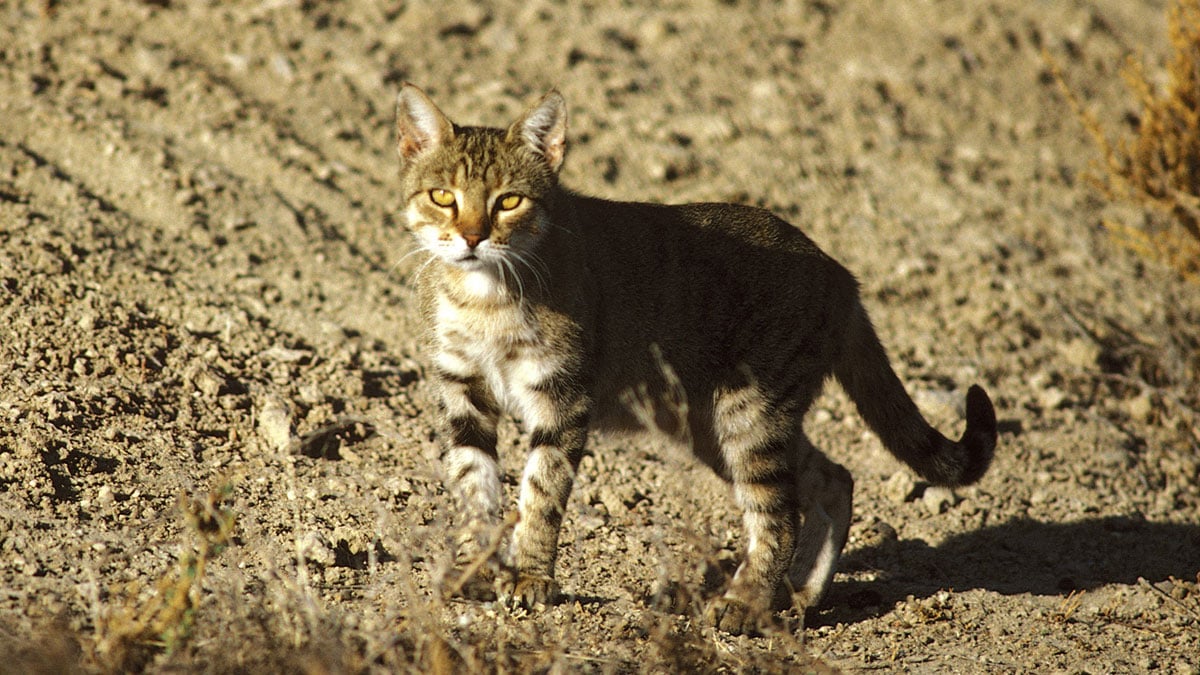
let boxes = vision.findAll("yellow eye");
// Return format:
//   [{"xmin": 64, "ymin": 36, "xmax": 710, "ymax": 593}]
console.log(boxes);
[
  {"xmin": 429, "ymin": 189, "xmax": 455, "ymax": 207},
  {"xmin": 497, "ymin": 194, "xmax": 523, "ymax": 211}
]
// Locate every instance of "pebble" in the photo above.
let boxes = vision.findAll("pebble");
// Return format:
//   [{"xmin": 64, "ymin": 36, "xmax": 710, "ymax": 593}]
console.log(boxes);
[
  {"xmin": 1039, "ymin": 386, "xmax": 1068, "ymax": 411},
  {"xmin": 1125, "ymin": 392, "xmax": 1154, "ymax": 423},
  {"xmin": 1060, "ymin": 337, "xmax": 1101, "ymax": 369},
  {"xmin": 884, "ymin": 470, "xmax": 918, "ymax": 504},
  {"xmin": 855, "ymin": 519, "xmax": 899, "ymax": 550},
  {"xmin": 270, "ymin": 53, "xmax": 295, "ymax": 81},
  {"xmin": 387, "ymin": 476, "xmax": 413, "ymax": 497},
  {"xmin": 597, "ymin": 486, "xmax": 631, "ymax": 516},
  {"xmin": 297, "ymin": 531, "xmax": 336, "ymax": 567},
  {"xmin": 297, "ymin": 382, "xmax": 324, "ymax": 405},
  {"xmin": 257, "ymin": 397, "xmax": 293, "ymax": 452},
  {"xmin": 923, "ymin": 486, "xmax": 956, "ymax": 515},
  {"xmin": 192, "ymin": 367, "xmax": 225, "ymax": 398}
]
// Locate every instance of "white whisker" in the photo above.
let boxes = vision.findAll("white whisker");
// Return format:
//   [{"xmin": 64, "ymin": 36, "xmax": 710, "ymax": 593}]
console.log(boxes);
[
  {"xmin": 510, "ymin": 248, "xmax": 551, "ymax": 298},
  {"xmin": 499, "ymin": 255, "xmax": 527, "ymax": 305},
  {"xmin": 389, "ymin": 245, "xmax": 436, "ymax": 283}
]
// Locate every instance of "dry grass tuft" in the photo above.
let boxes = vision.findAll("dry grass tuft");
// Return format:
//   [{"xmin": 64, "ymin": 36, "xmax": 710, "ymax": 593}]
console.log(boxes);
[
  {"xmin": 90, "ymin": 482, "xmax": 238, "ymax": 672},
  {"xmin": 1050, "ymin": 0, "xmax": 1200, "ymax": 421},
  {"xmin": 1055, "ymin": 0, "xmax": 1200, "ymax": 280}
]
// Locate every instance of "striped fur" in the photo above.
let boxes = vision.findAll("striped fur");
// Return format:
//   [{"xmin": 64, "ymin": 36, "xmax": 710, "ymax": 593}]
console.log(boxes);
[{"xmin": 395, "ymin": 84, "xmax": 997, "ymax": 634}]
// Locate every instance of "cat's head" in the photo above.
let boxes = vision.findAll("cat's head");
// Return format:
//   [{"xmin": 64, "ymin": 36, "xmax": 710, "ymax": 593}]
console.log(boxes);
[{"xmin": 395, "ymin": 84, "xmax": 566, "ymax": 275}]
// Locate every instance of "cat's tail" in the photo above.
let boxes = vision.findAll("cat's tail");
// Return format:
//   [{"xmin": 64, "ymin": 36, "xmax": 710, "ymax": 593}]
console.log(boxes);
[{"xmin": 832, "ymin": 301, "xmax": 996, "ymax": 486}]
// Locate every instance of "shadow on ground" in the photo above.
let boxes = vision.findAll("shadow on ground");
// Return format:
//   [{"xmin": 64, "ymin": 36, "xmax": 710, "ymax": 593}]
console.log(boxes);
[{"xmin": 816, "ymin": 516, "xmax": 1200, "ymax": 626}]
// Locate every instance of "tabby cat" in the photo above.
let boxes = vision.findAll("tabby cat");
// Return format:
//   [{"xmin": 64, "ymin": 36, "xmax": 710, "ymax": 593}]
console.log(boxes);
[{"xmin": 394, "ymin": 83, "xmax": 997, "ymax": 635}]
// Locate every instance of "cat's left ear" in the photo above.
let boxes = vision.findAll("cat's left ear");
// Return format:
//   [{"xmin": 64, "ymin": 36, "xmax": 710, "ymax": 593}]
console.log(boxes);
[{"xmin": 509, "ymin": 90, "xmax": 567, "ymax": 172}]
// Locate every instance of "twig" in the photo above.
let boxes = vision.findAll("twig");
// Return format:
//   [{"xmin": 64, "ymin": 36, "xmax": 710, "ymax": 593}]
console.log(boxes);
[{"xmin": 1139, "ymin": 577, "xmax": 1200, "ymax": 623}]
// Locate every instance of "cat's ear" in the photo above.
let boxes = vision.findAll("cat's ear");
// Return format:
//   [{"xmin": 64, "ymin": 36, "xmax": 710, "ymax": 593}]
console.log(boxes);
[
  {"xmin": 395, "ymin": 83, "xmax": 453, "ymax": 164},
  {"xmin": 509, "ymin": 90, "xmax": 567, "ymax": 172}
]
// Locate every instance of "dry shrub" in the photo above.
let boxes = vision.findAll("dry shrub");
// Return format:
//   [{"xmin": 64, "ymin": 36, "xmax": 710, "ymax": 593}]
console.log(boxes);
[
  {"xmin": 1051, "ymin": 0, "xmax": 1200, "ymax": 422},
  {"xmin": 91, "ymin": 483, "xmax": 238, "ymax": 672},
  {"xmin": 1058, "ymin": 0, "xmax": 1200, "ymax": 280}
]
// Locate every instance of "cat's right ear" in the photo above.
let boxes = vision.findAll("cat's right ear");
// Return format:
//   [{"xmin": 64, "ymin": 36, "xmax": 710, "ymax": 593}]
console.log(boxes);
[{"xmin": 395, "ymin": 83, "xmax": 453, "ymax": 165}]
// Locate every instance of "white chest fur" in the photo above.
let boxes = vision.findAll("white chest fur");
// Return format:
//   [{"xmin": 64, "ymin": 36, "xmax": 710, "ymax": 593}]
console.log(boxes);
[{"xmin": 433, "ymin": 293, "xmax": 562, "ymax": 429}]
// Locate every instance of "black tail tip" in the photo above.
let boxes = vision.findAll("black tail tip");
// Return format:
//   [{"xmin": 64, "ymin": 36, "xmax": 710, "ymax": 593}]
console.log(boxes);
[{"xmin": 957, "ymin": 384, "xmax": 997, "ymax": 485}]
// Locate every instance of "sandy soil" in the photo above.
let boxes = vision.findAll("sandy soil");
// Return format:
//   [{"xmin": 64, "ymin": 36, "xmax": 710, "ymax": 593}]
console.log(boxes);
[{"xmin": 2, "ymin": 0, "xmax": 1198, "ymax": 672}]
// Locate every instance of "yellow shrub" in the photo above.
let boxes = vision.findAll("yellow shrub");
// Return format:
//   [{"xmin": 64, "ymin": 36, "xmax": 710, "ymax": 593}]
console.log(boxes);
[{"xmin": 1061, "ymin": 0, "xmax": 1200, "ymax": 280}]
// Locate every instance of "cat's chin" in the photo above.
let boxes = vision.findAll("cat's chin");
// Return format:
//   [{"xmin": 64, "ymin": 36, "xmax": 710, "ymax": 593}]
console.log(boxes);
[
  {"xmin": 461, "ymin": 267, "xmax": 507, "ymax": 300},
  {"xmin": 441, "ymin": 258, "xmax": 507, "ymax": 300}
]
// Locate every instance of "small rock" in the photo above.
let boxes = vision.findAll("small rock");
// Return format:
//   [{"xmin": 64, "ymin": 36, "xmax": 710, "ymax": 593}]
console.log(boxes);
[
  {"xmin": 884, "ymin": 470, "xmax": 918, "ymax": 504},
  {"xmin": 1039, "ymin": 386, "xmax": 1068, "ymax": 411},
  {"xmin": 193, "ymin": 368, "xmax": 225, "ymax": 398},
  {"xmin": 855, "ymin": 519, "xmax": 899, "ymax": 550},
  {"xmin": 597, "ymin": 486, "xmax": 627, "ymax": 516},
  {"xmin": 297, "ymin": 531, "xmax": 336, "ymax": 567},
  {"xmin": 297, "ymin": 383, "xmax": 324, "ymax": 406},
  {"xmin": 324, "ymin": 566, "xmax": 351, "ymax": 585},
  {"xmin": 1098, "ymin": 448, "xmax": 1130, "ymax": 467},
  {"xmin": 270, "ymin": 53, "xmax": 295, "ymax": 81},
  {"xmin": 261, "ymin": 346, "xmax": 313, "ymax": 363},
  {"xmin": 331, "ymin": 526, "xmax": 370, "ymax": 557},
  {"xmin": 96, "ymin": 485, "xmax": 115, "ymax": 507},
  {"xmin": 894, "ymin": 257, "xmax": 933, "ymax": 279},
  {"xmin": 923, "ymin": 486, "xmax": 956, "ymax": 515},
  {"xmin": 257, "ymin": 397, "xmax": 293, "ymax": 452},
  {"xmin": 387, "ymin": 476, "xmax": 413, "ymax": 497},
  {"xmin": 1126, "ymin": 392, "xmax": 1154, "ymax": 424},
  {"xmin": 1061, "ymin": 338, "xmax": 1101, "ymax": 370}
]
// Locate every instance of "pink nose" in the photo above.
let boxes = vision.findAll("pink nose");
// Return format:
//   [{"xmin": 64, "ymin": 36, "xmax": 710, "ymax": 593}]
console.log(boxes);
[{"xmin": 462, "ymin": 233, "xmax": 485, "ymax": 248}]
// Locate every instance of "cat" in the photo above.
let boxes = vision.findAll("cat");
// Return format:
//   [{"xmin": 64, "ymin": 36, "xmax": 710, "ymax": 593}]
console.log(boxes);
[{"xmin": 394, "ymin": 83, "xmax": 997, "ymax": 635}]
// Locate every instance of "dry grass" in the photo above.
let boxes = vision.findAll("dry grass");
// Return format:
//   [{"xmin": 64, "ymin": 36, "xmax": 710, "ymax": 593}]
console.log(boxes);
[
  {"xmin": 2, "ymin": 472, "xmax": 826, "ymax": 673},
  {"xmin": 1051, "ymin": 0, "xmax": 1200, "ymax": 420},
  {"xmin": 1055, "ymin": 0, "xmax": 1200, "ymax": 281},
  {"xmin": 89, "ymin": 483, "xmax": 238, "ymax": 672}
]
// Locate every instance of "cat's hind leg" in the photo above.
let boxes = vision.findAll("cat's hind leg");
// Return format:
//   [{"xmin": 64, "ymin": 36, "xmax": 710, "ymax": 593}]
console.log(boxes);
[{"xmin": 786, "ymin": 437, "xmax": 853, "ymax": 617}]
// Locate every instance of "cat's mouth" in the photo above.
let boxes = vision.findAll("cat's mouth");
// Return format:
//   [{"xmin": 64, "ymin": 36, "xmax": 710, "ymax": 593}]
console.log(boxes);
[{"xmin": 452, "ymin": 252, "xmax": 492, "ymax": 270}]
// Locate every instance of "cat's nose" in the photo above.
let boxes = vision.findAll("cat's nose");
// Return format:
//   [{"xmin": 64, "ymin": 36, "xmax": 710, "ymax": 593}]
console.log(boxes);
[{"xmin": 462, "ymin": 232, "xmax": 486, "ymax": 249}]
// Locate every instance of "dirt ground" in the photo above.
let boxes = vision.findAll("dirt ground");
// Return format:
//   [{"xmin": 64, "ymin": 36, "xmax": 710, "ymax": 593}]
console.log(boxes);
[{"xmin": 2, "ymin": 0, "xmax": 1199, "ymax": 672}]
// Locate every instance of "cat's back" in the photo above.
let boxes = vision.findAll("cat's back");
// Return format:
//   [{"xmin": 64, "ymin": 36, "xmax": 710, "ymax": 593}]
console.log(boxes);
[{"xmin": 564, "ymin": 194, "xmax": 848, "ymax": 293}]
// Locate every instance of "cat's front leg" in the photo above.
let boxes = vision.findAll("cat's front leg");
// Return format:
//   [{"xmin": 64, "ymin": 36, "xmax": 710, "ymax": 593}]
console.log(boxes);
[
  {"xmin": 435, "ymin": 357, "xmax": 504, "ymax": 600},
  {"xmin": 505, "ymin": 365, "xmax": 591, "ymax": 608}
]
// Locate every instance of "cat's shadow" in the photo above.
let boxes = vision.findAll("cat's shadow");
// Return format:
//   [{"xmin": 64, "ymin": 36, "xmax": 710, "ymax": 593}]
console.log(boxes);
[{"xmin": 811, "ymin": 515, "xmax": 1200, "ymax": 627}]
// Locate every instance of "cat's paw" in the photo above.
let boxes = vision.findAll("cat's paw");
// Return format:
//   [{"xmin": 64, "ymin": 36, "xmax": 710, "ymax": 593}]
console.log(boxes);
[
  {"xmin": 704, "ymin": 595, "xmax": 775, "ymax": 636},
  {"xmin": 500, "ymin": 571, "xmax": 560, "ymax": 609}
]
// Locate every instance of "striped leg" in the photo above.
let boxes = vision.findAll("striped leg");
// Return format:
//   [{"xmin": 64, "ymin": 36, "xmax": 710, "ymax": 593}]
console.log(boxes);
[
  {"xmin": 705, "ymin": 386, "xmax": 799, "ymax": 635},
  {"xmin": 505, "ymin": 365, "xmax": 590, "ymax": 608},
  {"xmin": 506, "ymin": 422, "xmax": 587, "ymax": 607},
  {"xmin": 435, "ymin": 362, "xmax": 503, "ymax": 599}
]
